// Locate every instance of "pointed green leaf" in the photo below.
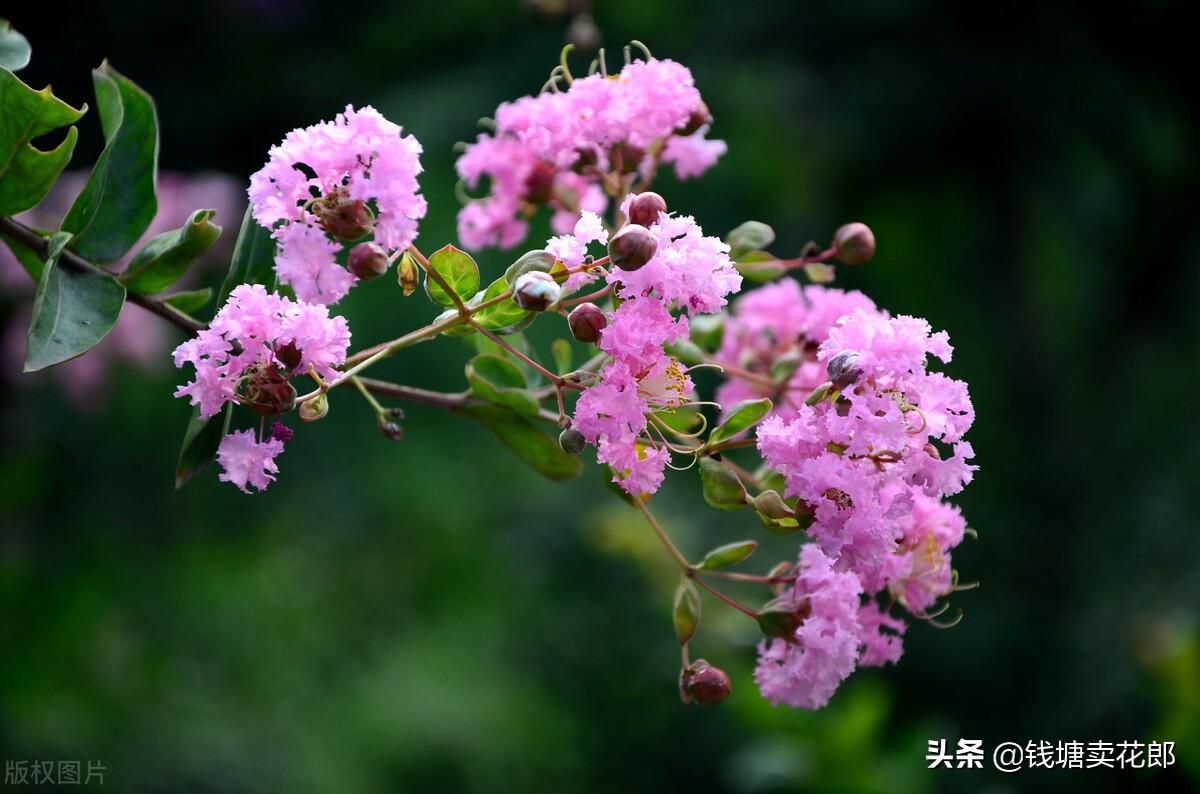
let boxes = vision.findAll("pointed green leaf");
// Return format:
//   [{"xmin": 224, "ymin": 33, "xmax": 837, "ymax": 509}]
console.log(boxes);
[
  {"xmin": 697, "ymin": 540, "xmax": 758, "ymax": 570},
  {"xmin": 424, "ymin": 244, "xmax": 479, "ymax": 307},
  {"xmin": 162, "ymin": 287, "xmax": 213, "ymax": 315},
  {"xmin": 673, "ymin": 578, "xmax": 701, "ymax": 645},
  {"xmin": 60, "ymin": 62, "xmax": 158, "ymax": 263},
  {"xmin": 727, "ymin": 221, "xmax": 775, "ymax": 260},
  {"xmin": 0, "ymin": 19, "xmax": 31, "ymax": 72},
  {"xmin": 708, "ymin": 398, "xmax": 772, "ymax": 446},
  {"xmin": 175, "ymin": 403, "xmax": 232, "ymax": 489},
  {"xmin": 0, "ymin": 225, "xmax": 49, "ymax": 281},
  {"xmin": 735, "ymin": 250, "xmax": 786, "ymax": 283},
  {"xmin": 472, "ymin": 275, "xmax": 533, "ymax": 335},
  {"xmin": 121, "ymin": 208, "xmax": 221, "ymax": 293},
  {"xmin": 698, "ymin": 456, "xmax": 749, "ymax": 510},
  {"xmin": 465, "ymin": 353, "xmax": 540, "ymax": 416},
  {"xmin": 0, "ymin": 68, "xmax": 86, "ymax": 215},
  {"xmin": 455, "ymin": 404, "xmax": 582, "ymax": 481},
  {"xmin": 217, "ymin": 205, "xmax": 276, "ymax": 309},
  {"xmin": 24, "ymin": 234, "xmax": 127, "ymax": 371}
]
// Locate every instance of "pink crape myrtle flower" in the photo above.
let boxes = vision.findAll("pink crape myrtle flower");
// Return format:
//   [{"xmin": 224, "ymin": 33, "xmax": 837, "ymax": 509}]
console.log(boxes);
[
  {"xmin": 714, "ymin": 280, "xmax": 878, "ymax": 421},
  {"xmin": 456, "ymin": 57, "xmax": 724, "ymax": 250},
  {"xmin": 173, "ymin": 284, "xmax": 350, "ymax": 419},
  {"xmin": 249, "ymin": 105, "xmax": 426, "ymax": 304},
  {"xmin": 216, "ymin": 430, "xmax": 284, "ymax": 494},
  {"xmin": 755, "ymin": 544, "xmax": 864, "ymax": 710}
]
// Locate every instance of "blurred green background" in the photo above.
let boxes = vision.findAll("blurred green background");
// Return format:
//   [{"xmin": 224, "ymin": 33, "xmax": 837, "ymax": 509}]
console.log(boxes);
[{"xmin": 2, "ymin": 1, "xmax": 1198, "ymax": 792}]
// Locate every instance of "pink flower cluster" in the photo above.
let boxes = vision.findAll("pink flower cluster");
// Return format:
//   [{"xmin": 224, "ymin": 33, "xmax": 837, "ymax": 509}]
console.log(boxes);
[
  {"xmin": 456, "ymin": 58, "xmax": 725, "ymax": 250},
  {"xmin": 570, "ymin": 199, "xmax": 741, "ymax": 495},
  {"xmin": 173, "ymin": 284, "xmax": 351, "ymax": 492},
  {"xmin": 742, "ymin": 296, "xmax": 974, "ymax": 708},
  {"xmin": 248, "ymin": 105, "xmax": 426, "ymax": 304}
]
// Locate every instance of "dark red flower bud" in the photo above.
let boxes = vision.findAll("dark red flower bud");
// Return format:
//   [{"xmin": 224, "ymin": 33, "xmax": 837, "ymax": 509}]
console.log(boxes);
[
  {"xmin": 567, "ymin": 303, "xmax": 608, "ymax": 344},
  {"xmin": 628, "ymin": 191, "xmax": 668, "ymax": 228},
  {"xmin": 611, "ymin": 142, "xmax": 645, "ymax": 174},
  {"xmin": 608, "ymin": 224, "xmax": 657, "ymax": 271},
  {"xmin": 348, "ymin": 242, "xmax": 389, "ymax": 281},
  {"xmin": 682, "ymin": 660, "xmax": 731, "ymax": 706},
  {"xmin": 832, "ymin": 222, "xmax": 875, "ymax": 265},
  {"xmin": 523, "ymin": 160, "xmax": 557, "ymax": 205},
  {"xmin": 755, "ymin": 596, "xmax": 813, "ymax": 640}
]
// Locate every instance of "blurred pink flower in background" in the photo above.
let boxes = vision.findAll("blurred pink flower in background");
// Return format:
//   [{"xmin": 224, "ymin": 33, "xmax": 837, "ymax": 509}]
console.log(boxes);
[{"xmin": 1, "ymin": 172, "xmax": 245, "ymax": 410}]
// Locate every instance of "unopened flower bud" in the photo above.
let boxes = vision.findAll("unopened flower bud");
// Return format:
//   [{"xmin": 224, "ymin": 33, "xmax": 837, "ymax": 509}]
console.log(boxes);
[
  {"xmin": 753, "ymin": 490, "xmax": 793, "ymax": 520},
  {"xmin": 558, "ymin": 427, "xmax": 586, "ymax": 454},
  {"xmin": 608, "ymin": 224, "xmax": 657, "ymax": 271},
  {"xmin": 396, "ymin": 251, "xmax": 419, "ymax": 296},
  {"xmin": 756, "ymin": 596, "xmax": 813, "ymax": 639},
  {"xmin": 243, "ymin": 365, "xmax": 296, "ymax": 416},
  {"xmin": 513, "ymin": 271, "xmax": 561, "ymax": 311},
  {"xmin": 923, "ymin": 442, "xmax": 942, "ymax": 460},
  {"xmin": 832, "ymin": 222, "xmax": 875, "ymax": 265},
  {"xmin": 677, "ymin": 100, "xmax": 711, "ymax": 136},
  {"xmin": 682, "ymin": 660, "xmax": 731, "ymax": 706},
  {"xmin": 567, "ymin": 303, "xmax": 607, "ymax": 344},
  {"xmin": 826, "ymin": 351, "xmax": 863, "ymax": 391},
  {"xmin": 299, "ymin": 393, "xmax": 328, "ymax": 422},
  {"xmin": 378, "ymin": 418, "xmax": 404, "ymax": 442},
  {"xmin": 628, "ymin": 191, "xmax": 668, "ymax": 228},
  {"xmin": 348, "ymin": 242, "xmax": 389, "ymax": 281},
  {"xmin": 523, "ymin": 160, "xmax": 557, "ymax": 205},
  {"xmin": 316, "ymin": 196, "xmax": 374, "ymax": 241}
]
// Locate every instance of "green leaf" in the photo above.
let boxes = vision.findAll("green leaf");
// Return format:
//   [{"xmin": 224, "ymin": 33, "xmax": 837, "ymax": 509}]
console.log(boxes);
[
  {"xmin": 454, "ymin": 404, "xmax": 582, "ymax": 482},
  {"xmin": 0, "ymin": 19, "xmax": 32, "ymax": 72},
  {"xmin": 162, "ymin": 287, "xmax": 213, "ymax": 315},
  {"xmin": 727, "ymin": 220, "xmax": 775, "ymax": 260},
  {"xmin": 673, "ymin": 578, "xmax": 701, "ymax": 645},
  {"xmin": 24, "ymin": 234, "xmax": 127, "ymax": 371},
  {"xmin": 551, "ymin": 338, "xmax": 572, "ymax": 374},
  {"xmin": 698, "ymin": 540, "xmax": 758, "ymax": 570},
  {"xmin": 0, "ymin": 68, "xmax": 86, "ymax": 215},
  {"xmin": 665, "ymin": 338, "xmax": 704, "ymax": 366},
  {"xmin": 0, "ymin": 225, "xmax": 50, "ymax": 281},
  {"xmin": 689, "ymin": 314, "xmax": 725, "ymax": 352},
  {"xmin": 217, "ymin": 205, "xmax": 276, "ymax": 309},
  {"xmin": 121, "ymin": 208, "xmax": 221, "ymax": 293},
  {"xmin": 698, "ymin": 456, "xmax": 749, "ymax": 511},
  {"xmin": 175, "ymin": 403, "xmax": 231, "ymax": 489},
  {"xmin": 708, "ymin": 398, "xmax": 772, "ymax": 447},
  {"xmin": 735, "ymin": 250, "xmax": 787, "ymax": 283},
  {"xmin": 601, "ymin": 465, "xmax": 638, "ymax": 507},
  {"xmin": 424, "ymin": 244, "xmax": 479, "ymax": 307},
  {"xmin": 60, "ymin": 61, "xmax": 158, "ymax": 264},
  {"xmin": 471, "ymin": 275, "xmax": 534, "ymax": 335},
  {"xmin": 465, "ymin": 353, "xmax": 540, "ymax": 416}
]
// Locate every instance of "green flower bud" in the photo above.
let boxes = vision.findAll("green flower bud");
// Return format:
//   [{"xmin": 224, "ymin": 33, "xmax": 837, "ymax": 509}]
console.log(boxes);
[
  {"xmin": 558, "ymin": 427, "xmax": 586, "ymax": 454},
  {"xmin": 299, "ymin": 393, "xmax": 328, "ymax": 422}
]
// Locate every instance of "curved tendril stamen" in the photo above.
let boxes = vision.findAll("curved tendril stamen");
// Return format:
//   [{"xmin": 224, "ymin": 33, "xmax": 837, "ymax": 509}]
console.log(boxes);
[
  {"xmin": 953, "ymin": 580, "xmax": 980, "ymax": 592},
  {"xmin": 476, "ymin": 117, "xmax": 496, "ymax": 131},
  {"xmin": 598, "ymin": 48, "xmax": 608, "ymax": 77},
  {"xmin": 559, "ymin": 43, "xmax": 575, "ymax": 84},
  {"xmin": 647, "ymin": 415, "xmax": 701, "ymax": 455},
  {"xmin": 664, "ymin": 454, "xmax": 698, "ymax": 472},
  {"xmin": 587, "ymin": 58, "xmax": 600, "ymax": 76},
  {"xmin": 906, "ymin": 407, "xmax": 928, "ymax": 435},
  {"xmin": 923, "ymin": 608, "xmax": 964, "ymax": 629},
  {"xmin": 627, "ymin": 39, "xmax": 653, "ymax": 62},
  {"xmin": 541, "ymin": 65, "xmax": 567, "ymax": 94},
  {"xmin": 963, "ymin": 527, "xmax": 978, "ymax": 540}
]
